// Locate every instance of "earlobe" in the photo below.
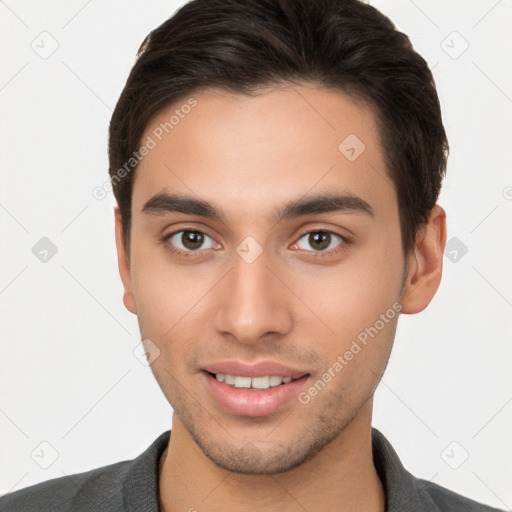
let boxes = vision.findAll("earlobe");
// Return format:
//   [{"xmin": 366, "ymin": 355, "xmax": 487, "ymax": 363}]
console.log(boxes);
[
  {"xmin": 400, "ymin": 205, "xmax": 447, "ymax": 314},
  {"xmin": 114, "ymin": 206, "xmax": 137, "ymax": 315}
]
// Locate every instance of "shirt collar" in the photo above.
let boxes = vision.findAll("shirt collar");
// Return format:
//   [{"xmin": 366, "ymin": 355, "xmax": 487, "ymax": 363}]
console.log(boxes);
[
  {"xmin": 123, "ymin": 428, "xmax": 438, "ymax": 512},
  {"xmin": 372, "ymin": 427, "xmax": 437, "ymax": 511}
]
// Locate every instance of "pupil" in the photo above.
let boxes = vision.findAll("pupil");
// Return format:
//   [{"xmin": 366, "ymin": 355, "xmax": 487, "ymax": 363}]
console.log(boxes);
[
  {"xmin": 309, "ymin": 232, "xmax": 330, "ymax": 251},
  {"xmin": 182, "ymin": 231, "xmax": 204, "ymax": 250}
]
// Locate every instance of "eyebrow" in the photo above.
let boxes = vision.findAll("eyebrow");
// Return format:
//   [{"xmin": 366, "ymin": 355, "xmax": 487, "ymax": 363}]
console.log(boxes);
[{"xmin": 142, "ymin": 191, "xmax": 374, "ymax": 223}]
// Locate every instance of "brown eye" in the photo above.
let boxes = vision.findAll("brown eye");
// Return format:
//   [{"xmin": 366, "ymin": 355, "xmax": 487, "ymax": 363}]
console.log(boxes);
[
  {"xmin": 296, "ymin": 231, "xmax": 344, "ymax": 252},
  {"xmin": 167, "ymin": 230, "xmax": 215, "ymax": 252}
]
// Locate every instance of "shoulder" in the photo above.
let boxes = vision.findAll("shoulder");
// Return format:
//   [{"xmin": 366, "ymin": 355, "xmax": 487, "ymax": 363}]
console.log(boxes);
[
  {"xmin": 0, "ymin": 430, "xmax": 170, "ymax": 512},
  {"xmin": 416, "ymin": 478, "xmax": 505, "ymax": 512},
  {"xmin": 371, "ymin": 428, "xmax": 505, "ymax": 512},
  {"xmin": 0, "ymin": 459, "xmax": 131, "ymax": 512}
]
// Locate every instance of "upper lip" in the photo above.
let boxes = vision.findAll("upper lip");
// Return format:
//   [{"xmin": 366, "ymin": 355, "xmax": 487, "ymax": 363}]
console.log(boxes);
[{"xmin": 202, "ymin": 360, "xmax": 310, "ymax": 379}]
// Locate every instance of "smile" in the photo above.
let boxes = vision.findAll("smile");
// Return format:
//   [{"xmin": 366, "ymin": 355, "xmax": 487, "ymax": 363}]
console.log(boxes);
[
  {"xmin": 214, "ymin": 373, "xmax": 295, "ymax": 390},
  {"xmin": 202, "ymin": 371, "xmax": 310, "ymax": 417}
]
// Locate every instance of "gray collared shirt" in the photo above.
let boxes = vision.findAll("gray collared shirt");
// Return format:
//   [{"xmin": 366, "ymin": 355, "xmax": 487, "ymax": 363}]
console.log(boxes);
[{"xmin": 0, "ymin": 428, "xmax": 504, "ymax": 511}]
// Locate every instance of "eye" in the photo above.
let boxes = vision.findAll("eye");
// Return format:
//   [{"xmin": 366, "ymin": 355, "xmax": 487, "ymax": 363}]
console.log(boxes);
[
  {"xmin": 166, "ymin": 230, "xmax": 217, "ymax": 252},
  {"xmin": 294, "ymin": 231, "xmax": 346, "ymax": 253}
]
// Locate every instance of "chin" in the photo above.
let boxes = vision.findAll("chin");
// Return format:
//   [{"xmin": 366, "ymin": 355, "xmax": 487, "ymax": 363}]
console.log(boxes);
[
  {"xmin": 187, "ymin": 415, "xmax": 354, "ymax": 475},
  {"xmin": 200, "ymin": 441, "xmax": 312, "ymax": 475}
]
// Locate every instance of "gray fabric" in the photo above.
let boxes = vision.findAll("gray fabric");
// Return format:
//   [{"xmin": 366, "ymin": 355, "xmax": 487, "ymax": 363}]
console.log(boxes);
[
  {"xmin": 0, "ymin": 428, "xmax": 504, "ymax": 511},
  {"xmin": 370, "ymin": 429, "xmax": 504, "ymax": 512}
]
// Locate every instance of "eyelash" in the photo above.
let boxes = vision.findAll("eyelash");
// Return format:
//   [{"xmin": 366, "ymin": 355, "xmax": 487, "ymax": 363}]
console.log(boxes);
[
  {"xmin": 295, "ymin": 229, "xmax": 351, "ymax": 258},
  {"xmin": 161, "ymin": 228, "xmax": 351, "ymax": 259}
]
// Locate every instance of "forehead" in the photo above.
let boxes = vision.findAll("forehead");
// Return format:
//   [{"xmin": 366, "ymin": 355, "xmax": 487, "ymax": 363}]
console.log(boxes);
[{"xmin": 132, "ymin": 85, "xmax": 395, "ymax": 221}]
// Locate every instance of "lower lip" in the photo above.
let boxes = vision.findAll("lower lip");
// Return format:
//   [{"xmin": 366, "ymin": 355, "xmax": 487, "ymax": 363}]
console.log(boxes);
[{"xmin": 202, "ymin": 372, "xmax": 310, "ymax": 417}]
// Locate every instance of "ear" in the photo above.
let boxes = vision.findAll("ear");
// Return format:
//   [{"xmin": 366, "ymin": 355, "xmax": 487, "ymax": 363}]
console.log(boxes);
[
  {"xmin": 114, "ymin": 206, "xmax": 137, "ymax": 315},
  {"xmin": 400, "ymin": 205, "xmax": 447, "ymax": 314}
]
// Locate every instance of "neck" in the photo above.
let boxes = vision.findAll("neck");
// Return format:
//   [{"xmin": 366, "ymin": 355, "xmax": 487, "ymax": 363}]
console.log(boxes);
[{"xmin": 158, "ymin": 401, "xmax": 385, "ymax": 512}]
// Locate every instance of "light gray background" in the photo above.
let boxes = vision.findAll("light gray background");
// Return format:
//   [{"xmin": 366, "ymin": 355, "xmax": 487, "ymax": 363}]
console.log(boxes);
[{"xmin": 1, "ymin": 0, "xmax": 511, "ymax": 508}]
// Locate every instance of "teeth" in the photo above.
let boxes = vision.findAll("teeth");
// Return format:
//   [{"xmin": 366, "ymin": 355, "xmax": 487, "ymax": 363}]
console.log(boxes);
[
  {"xmin": 269, "ymin": 376, "xmax": 283, "ymax": 387},
  {"xmin": 215, "ymin": 373, "xmax": 294, "ymax": 390},
  {"xmin": 234, "ymin": 376, "xmax": 252, "ymax": 388},
  {"xmin": 252, "ymin": 376, "xmax": 270, "ymax": 389}
]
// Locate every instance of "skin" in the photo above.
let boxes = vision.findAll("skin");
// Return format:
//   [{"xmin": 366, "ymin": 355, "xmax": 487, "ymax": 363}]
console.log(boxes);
[{"xmin": 114, "ymin": 84, "xmax": 446, "ymax": 512}]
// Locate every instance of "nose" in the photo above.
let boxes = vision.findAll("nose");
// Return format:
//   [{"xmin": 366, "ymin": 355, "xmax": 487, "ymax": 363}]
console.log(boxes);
[{"xmin": 213, "ymin": 250, "xmax": 293, "ymax": 345}]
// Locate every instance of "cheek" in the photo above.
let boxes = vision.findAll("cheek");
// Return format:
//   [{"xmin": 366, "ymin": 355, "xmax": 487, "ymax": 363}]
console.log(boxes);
[
  {"xmin": 130, "ymin": 245, "xmax": 183, "ymax": 337},
  {"xmin": 291, "ymin": 247, "xmax": 403, "ymax": 338},
  {"xmin": 299, "ymin": 306, "xmax": 398, "ymax": 415},
  {"xmin": 130, "ymin": 242, "xmax": 221, "ymax": 355},
  {"xmin": 287, "ymin": 233, "xmax": 403, "ymax": 382}
]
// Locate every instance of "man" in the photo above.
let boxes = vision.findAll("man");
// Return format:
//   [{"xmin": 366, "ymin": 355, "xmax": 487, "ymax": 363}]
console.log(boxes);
[{"xmin": 0, "ymin": 0, "xmax": 504, "ymax": 510}]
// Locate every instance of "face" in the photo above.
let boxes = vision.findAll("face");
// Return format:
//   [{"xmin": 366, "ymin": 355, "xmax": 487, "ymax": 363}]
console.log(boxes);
[{"xmin": 117, "ymin": 85, "xmax": 413, "ymax": 474}]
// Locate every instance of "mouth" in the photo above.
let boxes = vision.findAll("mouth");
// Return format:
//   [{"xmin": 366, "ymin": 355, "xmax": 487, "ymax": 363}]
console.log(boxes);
[
  {"xmin": 207, "ymin": 372, "xmax": 301, "ymax": 390},
  {"xmin": 201, "ymin": 367, "xmax": 311, "ymax": 417}
]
